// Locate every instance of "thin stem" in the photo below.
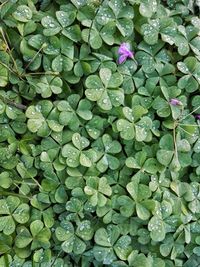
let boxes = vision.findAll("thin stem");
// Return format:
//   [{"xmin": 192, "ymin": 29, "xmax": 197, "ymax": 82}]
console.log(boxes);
[
  {"xmin": 0, "ymin": 27, "xmax": 19, "ymax": 74},
  {"xmin": 0, "ymin": 59, "xmax": 16, "ymax": 75},
  {"xmin": 173, "ymin": 122, "xmax": 178, "ymax": 161},
  {"xmin": 13, "ymin": 180, "xmax": 37, "ymax": 186},
  {"xmin": 13, "ymin": 182, "xmax": 29, "ymax": 198},
  {"xmin": 88, "ymin": 1, "xmax": 102, "ymax": 45},
  {"xmin": 49, "ymin": 250, "xmax": 63, "ymax": 267},
  {"xmin": 178, "ymin": 123, "xmax": 200, "ymax": 127},
  {"xmin": 0, "ymin": 0, "xmax": 9, "ymax": 9},
  {"xmin": 23, "ymin": 45, "xmax": 44, "ymax": 72},
  {"xmin": 180, "ymin": 105, "xmax": 184, "ymax": 119},
  {"xmin": 178, "ymin": 126, "xmax": 194, "ymax": 136},
  {"xmin": 0, "ymin": 95, "xmax": 27, "ymax": 110},
  {"xmin": 0, "ymin": 190, "xmax": 31, "ymax": 200},
  {"xmin": 179, "ymin": 105, "xmax": 200, "ymax": 122},
  {"xmin": 20, "ymin": 164, "xmax": 42, "ymax": 189},
  {"xmin": 24, "ymin": 71, "xmax": 59, "ymax": 76},
  {"xmin": 0, "ymin": 59, "xmax": 26, "ymax": 82}
]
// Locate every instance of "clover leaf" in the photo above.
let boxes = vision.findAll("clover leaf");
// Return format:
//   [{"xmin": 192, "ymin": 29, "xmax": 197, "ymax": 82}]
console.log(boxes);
[
  {"xmin": 0, "ymin": 172, "xmax": 12, "ymax": 189},
  {"xmin": 141, "ymin": 17, "xmax": 177, "ymax": 46},
  {"xmin": 41, "ymin": 5, "xmax": 81, "ymax": 42},
  {"xmin": 0, "ymin": 196, "xmax": 29, "ymax": 235},
  {"xmin": 15, "ymin": 220, "xmax": 51, "ymax": 250},
  {"xmin": 83, "ymin": 0, "xmax": 133, "ymax": 49},
  {"xmin": 85, "ymin": 68, "xmax": 123, "ymax": 110},
  {"xmin": 135, "ymin": 41, "xmax": 168, "ymax": 74},
  {"xmin": 57, "ymin": 100, "xmax": 80, "ymax": 131},
  {"xmin": 62, "ymin": 133, "xmax": 97, "ymax": 167},
  {"xmin": 35, "ymin": 76, "xmax": 63, "ymax": 98},
  {"xmin": 116, "ymin": 106, "xmax": 136, "ymax": 140},
  {"xmin": 93, "ymin": 134, "xmax": 122, "ymax": 172},
  {"xmin": 156, "ymin": 134, "xmax": 174, "ymax": 166},
  {"xmin": 74, "ymin": 44, "xmax": 98, "ymax": 77},
  {"xmin": 126, "ymin": 177, "xmax": 154, "ymax": 220},
  {"xmin": 126, "ymin": 151, "xmax": 147, "ymax": 170},
  {"xmin": 94, "ymin": 225, "xmax": 132, "ymax": 264},
  {"xmin": 55, "ymin": 220, "xmax": 93, "ymax": 255},
  {"xmin": 175, "ymin": 25, "xmax": 200, "ymax": 56},
  {"xmin": 13, "ymin": 5, "xmax": 32, "ymax": 23},
  {"xmin": 84, "ymin": 176, "xmax": 112, "ymax": 207},
  {"xmin": 26, "ymin": 101, "xmax": 52, "ymax": 137},
  {"xmin": 0, "ymin": 51, "xmax": 9, "ymax": 87},
  {"xmin": 135, "ymin": 116, "xmax": 153, "ymax": 142},
  {"xmin": 148, "ymin": 215, "xmax": 166, "ymax": 242},
  {"xmin": 177, "ymin": 56, "xmax": 200, "ymax": 92}
]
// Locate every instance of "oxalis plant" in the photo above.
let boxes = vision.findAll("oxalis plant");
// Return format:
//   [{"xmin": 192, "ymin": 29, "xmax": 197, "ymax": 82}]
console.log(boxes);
[{"xmin": 1, "ymin": 0, "xmax": 200, "ymax": 266}]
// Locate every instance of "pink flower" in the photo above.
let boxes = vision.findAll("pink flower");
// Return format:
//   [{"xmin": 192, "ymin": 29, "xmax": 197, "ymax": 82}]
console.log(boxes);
[
  {"xmin": 118, "ymin": 43, "xmax": 134, "ymax": 64},
  {"xmin": 195, "ymin": 114, "xmax": 200, "ymax": 120},
  {"xmin": 169, "ymin": 98, "xmax": 182, "ymax": 106}
]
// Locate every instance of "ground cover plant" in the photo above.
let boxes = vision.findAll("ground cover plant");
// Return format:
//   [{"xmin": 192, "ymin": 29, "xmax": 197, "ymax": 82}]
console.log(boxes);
[{"xmin": 0, "ymin": 0, "xmax": 200, "ymax": 266}]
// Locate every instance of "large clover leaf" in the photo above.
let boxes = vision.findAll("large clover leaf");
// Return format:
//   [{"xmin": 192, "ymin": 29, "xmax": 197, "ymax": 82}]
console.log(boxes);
[
  {"xmin": 74, "ymin": 44, "xmax": 98, "ymax": 77},
  {"xmin": 26, "ymin": 101, "xmax": 61, "ymax": 137},
  {"xmin": 84, "ymin": 176, "xmax": 112, "ymax": 207},
  {"xmin": 82, "ymin": 0, "xmax": 134, "ymax": 49},
  {"xmin": 175, "ymin": 25, "xmax": 200, "ymax": 56},
  {"xmin": 34, "ymin": 75, "xmax": 63, "ymax": 98},
  {"xmin": 126, "ymin": 176, "xmax": 155, "ymax": 220},
  {"xmin": 57, "ymin": 100, "xmax": 80, "ymax": 131},
  {"xmin": 85, "ymin": 115, "xmax": 107, "ymax": 139},
  {"xmin": 85, "ymin": 68, "xmax": 123, "ymax": 110},
  {"xmin": 141, "ymin": 17, "xmax": 177, "ymax": 46},
  {"xmin": 0, "ymin": 196, "xmax": 29, "ymax": 235},
  {"xmin": 94, "ymin": 225, "xmax": 132, "ymax": 264},
  {"xmin": 0, "ymin": 51, "xmax": 9, "ymax": 87},
  {"xmin": 41, "ymin": 4, "xmax": 81, "ymax": 42},
  {"xmin": 135, "ymin": 41, "xmax": 170, "ymax": 74},
  {"xmin": 15, "ymin": 220, "xmax": 51, "ymax": 250},
  {"xmin": 62, "ymin": 133, "xmax": 97, "ymax": 167},
  {"xmin": 156, "ymin": 134, "xmax": 174, "ymax": 167},
  {"xmin": 177, "ymin": 56, "xmax": 200, "ymax": 93},
  {"xmin": 55, "ymin": 220, "xmax": 93, "ymax": 254},
  {"xmin": 92, "ymin": 134, "xmax": 122, "ymax": 172}
]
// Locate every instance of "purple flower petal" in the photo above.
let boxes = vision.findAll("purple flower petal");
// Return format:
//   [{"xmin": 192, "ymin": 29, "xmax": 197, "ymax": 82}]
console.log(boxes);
[
  {"xmin": 118, "ymin": 43, "xmax": 131, "ymax": 55},
  {"xmin": 195, "ymin": 114, "xmax": 200, "ymax": 120},
  {"xmin": 117, "ymin": 43, "xmax": 134, "ymax": 64},
  {"xmin": 118, "ymin": 54, "xmax": 127, "ymax": 64},
  {"xmin": 169, "ymin": 98, "xmax": 182, "ymax": 106},
  {"xmin": 127, "ymin": 50, "xmax": 134, "ymax": 58}
]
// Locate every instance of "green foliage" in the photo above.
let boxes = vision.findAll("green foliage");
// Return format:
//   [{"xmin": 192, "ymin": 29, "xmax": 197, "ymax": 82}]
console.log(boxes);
[{"xmin": 0, "ymin": 0, "xmax": 200, "ymax": 266}]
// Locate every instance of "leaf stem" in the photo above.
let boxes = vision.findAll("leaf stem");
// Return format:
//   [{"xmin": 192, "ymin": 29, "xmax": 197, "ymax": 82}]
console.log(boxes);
[
  {"xmin": 23, "ymin": 44, "xmax": 45, "ymax": 72},
  {"xmin": 0, "ymin": 95, "xmax": 27, "ymax": 110},
  {"xmin": 0, "ymin": 0, "xmax": 9, "ymax": 9},
  {"xmin": 88, "ymin": 0, "xmax": 103, "ymax": 45},
  {"xmin": 178, "ymin": 123, "xmax": 200, "ymax": 127},
  {"xmin": 0, "ymin": 59, "xmax": 16, "ymax": 75},
  {"xmin": 178, "ymin": 105, "xmax": 200, "ymax": 122},
  {"xmin": 49, "ymin": 250, "xmax": 63, "ymax": 267},
  {"xmin": 0, "ymin": 190, "xmax": 31, "ymax": 200},
  {"xmin": 24, "ymin": 71, "xmax": 59, "ymax": 76},
  {"xmin": 20, "ymin": 164, "xmax": 42, "ymax": 189},
  {"xmin": 0, "ymin": 27, "xmax": 20, "ymax": 75},
  {"xmin": 173, "ymin": 121, "xmax": 178, "ymax": 161},
  {"xmin": 13, "ymin": 182, "xmax": 29, "ymax": 198},
  {"xmin": 178, "ymin": 126, "xmax": 194, "ymax": 136}
]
